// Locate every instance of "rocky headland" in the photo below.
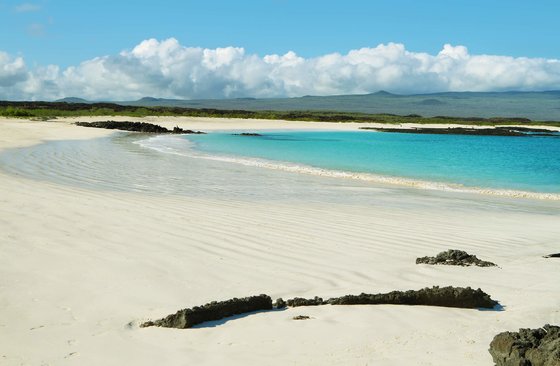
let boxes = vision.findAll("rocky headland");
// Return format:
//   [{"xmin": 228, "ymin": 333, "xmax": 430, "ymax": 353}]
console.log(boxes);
[{"xmin": 75, "ymin": 121, "xmax": 205, "ymax": 134}]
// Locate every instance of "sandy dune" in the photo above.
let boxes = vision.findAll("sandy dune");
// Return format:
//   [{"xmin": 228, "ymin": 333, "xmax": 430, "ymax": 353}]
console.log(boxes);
[{"xmin": 0, "ymin": 117, "xmax": 559, "ymax": 365}]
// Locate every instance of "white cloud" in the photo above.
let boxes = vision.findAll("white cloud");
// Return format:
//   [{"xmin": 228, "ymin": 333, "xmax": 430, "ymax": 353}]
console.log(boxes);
[
  {"xmin": 2, "ymin": 38, "xmax": 560, "ymax": 101},
  {"xmin": 0, "ymin": 52, "xmax": 28, "ymax": 92}
]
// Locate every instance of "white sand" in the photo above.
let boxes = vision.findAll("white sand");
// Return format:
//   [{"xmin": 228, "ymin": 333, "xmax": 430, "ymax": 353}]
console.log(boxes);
[{"xmin": 1, "ymin": 117, "xmax": 559, "ymax": 365}]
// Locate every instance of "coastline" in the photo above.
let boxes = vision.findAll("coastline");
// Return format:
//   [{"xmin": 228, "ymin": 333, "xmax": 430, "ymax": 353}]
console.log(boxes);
[
  {"xmin": 4, "ymin": 115, "xmax": 560, "ymax": 133},
  {"xmin": 3, "ymin": 116, "xmax": 559, "ymax": 200},
  {"xmin": 137, "ymin": 133, "xmax": 560, "ymax": 201},
  {"xmin": 1, "ymin": 117, "xmax": 560, "ymax": 365}
]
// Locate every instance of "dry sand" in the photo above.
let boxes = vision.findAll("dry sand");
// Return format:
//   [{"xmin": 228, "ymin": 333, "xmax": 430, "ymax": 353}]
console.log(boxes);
[{"xmin": 1, "ymin": 117, "xmax": 559, "ymax": 365}]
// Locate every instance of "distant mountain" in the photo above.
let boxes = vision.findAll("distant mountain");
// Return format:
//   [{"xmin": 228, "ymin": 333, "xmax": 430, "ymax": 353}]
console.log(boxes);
[
  {"xmin": 55, "ymin": 97, "xmax": 90, "ymax": 103},
  {"xmin": 115, "ymin": 90, "xmax": 560, "ymax": 121},
  {"xmin": 133, "ymin": 97, "xmax": 185, "ymax": 106},
  {"xmin": 369, "ymin": 90, "xmax": 398, "ymax": 97}
]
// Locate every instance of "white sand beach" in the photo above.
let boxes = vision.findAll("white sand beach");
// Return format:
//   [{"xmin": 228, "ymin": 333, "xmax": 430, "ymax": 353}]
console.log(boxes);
[{"xmin": 1, "ymin": 117, "xmax": 559, "ymax": 365}]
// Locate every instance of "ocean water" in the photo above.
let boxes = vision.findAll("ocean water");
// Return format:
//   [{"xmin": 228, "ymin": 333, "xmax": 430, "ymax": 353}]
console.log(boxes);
[
  {"xmin": 176, "ymin": 130, "xmax": 560, "ymax": 196},
  {"xmin": 1, "ymin": 129, "xmax": 559, "ymax": 203}
]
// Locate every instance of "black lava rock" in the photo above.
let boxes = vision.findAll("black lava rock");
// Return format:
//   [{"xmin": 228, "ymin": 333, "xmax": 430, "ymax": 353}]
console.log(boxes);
[
  {"xmin": 327, "ymin": 286, "xmax": 498, "ymax": 309},
  {"xmin": 489, "ymin": 324, "xmax": 560, "ymax": 366},
  {"xmin": 75, "ymin": 121, "xmax": 205, "ymax": 134},
  {"xmin": 141, "ymin": 294, "xmax": 272, "ymax": 329},
  {"xmin": 274, "ymin": 298, "xmax": 287, "ymax": 309},
  {"xmin": 233, "ymin": 132, "xmax": 263, "ymax": 136},
  {"xmin": 286, "ymin": 296, "xmax": 325, "ymax": 307},
  {"xmin": 361, "ymin": 126, "xmax": 559, "ymax": 137},
  {"xmin": 416, "ymin": 249, "xmax": 497, "ymax": 267}
]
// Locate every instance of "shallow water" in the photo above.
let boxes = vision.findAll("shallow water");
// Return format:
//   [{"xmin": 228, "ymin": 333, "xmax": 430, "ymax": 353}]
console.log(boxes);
[
  {"xmin": 182, "ymin": 130, "xmax": 560, "ymax": 194},
  {"xmin": 0, "ymin": 133, "xmax": 400, "ymax": 204},
  {"xmin": 1, "ymin": 131, "xmax": 559, "ymax": 212}
]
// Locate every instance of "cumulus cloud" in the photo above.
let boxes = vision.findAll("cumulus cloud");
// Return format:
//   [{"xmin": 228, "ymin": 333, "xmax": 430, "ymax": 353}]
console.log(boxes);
[
  {"xmin": 2, "ymin": 38, "xmax": 560, "ymax": 100},
  {"xmin": 0, "ymin": 52, "xmax": 28, "ymax": 91}
]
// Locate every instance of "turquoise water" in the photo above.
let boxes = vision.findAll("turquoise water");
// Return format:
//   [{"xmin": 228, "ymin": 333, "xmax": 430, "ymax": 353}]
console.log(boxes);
[{"xmin": 184, "ymin": 130, "xmax": 560, "ymax": 194}]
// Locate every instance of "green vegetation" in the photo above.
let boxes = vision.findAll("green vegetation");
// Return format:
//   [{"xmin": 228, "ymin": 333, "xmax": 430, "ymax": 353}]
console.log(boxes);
[
  {"xmin": 1, "ymin": 106, "xmax": 35, "ymax": 117},
  {"xmin": 1, "ymin": 101, "xmax": 559, "ymax": 127}
]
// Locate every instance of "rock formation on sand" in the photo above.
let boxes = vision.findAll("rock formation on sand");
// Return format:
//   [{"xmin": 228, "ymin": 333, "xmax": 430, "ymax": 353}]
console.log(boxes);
[
  {"xmin": 75, "ymin": 121, "xmax": 205, "ymax": 134},
  {"xmin": 143, "ymin": 287, "xmax": 498, "ymax": 329},
  {"xmin": 544, "ymin": 253, "xmax": 560, "ymax": 258},
  {"xmin": 489, "ymin": 324, "xmax": 560, "ymax": 366},
  {"xmin": 327, "ymin": 286, "xmax": 498, "ymax": 308},
  {"xmin": 416, "ymin": 249, "xmax": 497, "ymax": 267},
  {"xmin": 279, "ymin": 287, "xmax": 498, "ymax": 309},
  {"xmin": 141, "ymin": 295, "xmax": 272, "ymax": 329},
  {"xmin": 286, "ymin": 296, "xmax": 324, "ymax": 307}
]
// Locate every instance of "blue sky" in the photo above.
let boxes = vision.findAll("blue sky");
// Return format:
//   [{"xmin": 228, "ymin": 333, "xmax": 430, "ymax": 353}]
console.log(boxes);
[
  {"xmin": 2, "ymin": 0, "xmax": 559, "ymax": 66},
  {"xmin": 1, "ymin": 0, "xmax": 560, "ymax": 100}
]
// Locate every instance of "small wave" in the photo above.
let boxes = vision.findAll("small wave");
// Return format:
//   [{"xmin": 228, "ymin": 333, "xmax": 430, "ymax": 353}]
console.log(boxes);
[{"xmin": 135, "ymin": 135, "xmax": 560, "ymax": 201}]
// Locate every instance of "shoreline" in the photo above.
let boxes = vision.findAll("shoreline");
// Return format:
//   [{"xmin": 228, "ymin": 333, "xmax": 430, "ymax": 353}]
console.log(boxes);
[
  {"xmin": 137, "ymin": 134, "xmax": 560, "ymax": 201},
  {"xmin": 2, "ymin": 116, "xmax": 559, "ymax": 201},
  {"xmin": 1, "ymin": 117, "xmax": 559, "ymax": 365},
  {"xmin": 4, "ymin": 114, "xmax": 560, "ymax": 133}
]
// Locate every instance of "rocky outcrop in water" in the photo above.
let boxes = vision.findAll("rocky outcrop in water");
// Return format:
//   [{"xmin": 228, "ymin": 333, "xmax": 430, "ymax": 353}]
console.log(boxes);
[
  {"xmin": 141, "ymin": 294, "xmax": 272, "ymax": 329},
  {"xmin": 361, "ymin": 126, "xmax": 559, "ymax": 137},
  {"xmin": 416, "ymin": 249, "xmax": 497, "ymax": 267},
  {"xmin": 75, "ymin": 121, "xmax": 205, "ymax": 134},
  {"xmin": 233, "ymin": 132, "xmax": 263, "ymax": 136},
  {"xmin": 489, "ymin": 324, "xmax": 560, "ymax": 366},
  {"xmin": 327, "ymin": 286, "xmax": 498, "ymax": 309}
]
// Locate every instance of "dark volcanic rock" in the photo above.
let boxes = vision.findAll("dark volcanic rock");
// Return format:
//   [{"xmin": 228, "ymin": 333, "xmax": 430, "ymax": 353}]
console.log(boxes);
[
  {"xmin": 274, "ymin": 298, "xmax": 287, "ymax": 309},
  {"xmin": 489, "ymin": 324, "xmax": 560, "ymax": 366},
  {"xmin": 327, "ymin": 286, "xmax": 498, "ymax": 309},
  {"xmin": 75, "ymin": 121, "xmax": 204, "ymax": 134},
  {"xmin": 141, "ymin": 287, "xmax": 499, "ymax": 329},
  {"xmin": 233, "ymin": 132, "xmax": 263, "ymax": 136},
  {"xmin": 416, "ymin": 249, "xmax": 497, "ymax": 267},
  {"xmin": 286, "ymin": 296, "xmax": 325, "ymax": 307},
  {"xmin": 141, "ymin": 294, "xmax": 272, "ymax": 329},
  {"xmin": 361, "ymin": 126, "xmax": 559, "ymax": 137},
  {"xmin": 292, "ymin": 315, "xmax": 311, "ymax": 320},
  {"xmin": 544, "ymin": 253, "xmax": 560, "ymax": 258}
]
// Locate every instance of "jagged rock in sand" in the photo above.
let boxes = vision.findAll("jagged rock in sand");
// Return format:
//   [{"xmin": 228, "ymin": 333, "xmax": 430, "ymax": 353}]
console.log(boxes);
[
  {"xmin": 293, "ymin": 315, "xmax": 311, "ymax": 320},
  {"xmin": 327, "ymin": 286, "xmax": 498, "ymax": 309},
  {"xmin": 489, "ymin": 324, "xmax": 560, "ymax": 366},
  {"xmin": 416, "ymin": 249, "xmax": 497, "ymax": 267},
  {"xmin": 544, "ymin": 253, "xmax": 560, "ymax": 258},
  {"xmin": 274, "ymin": 298, "xmax": 287, "ymax": 309},
  {"xmin": 286, "ymin": 296, "xmax": 325, "ymax": 307},
  {"xmin": 141, "ymin": 294, "xmax": 272, "ymax": 329},
  {"xmin": 75, "ymin": 121, "xmax": 205, "ymax": 134},
  {"xmin": 142, "ymin": 287, "xmax": 498, "ymax": 329}
]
